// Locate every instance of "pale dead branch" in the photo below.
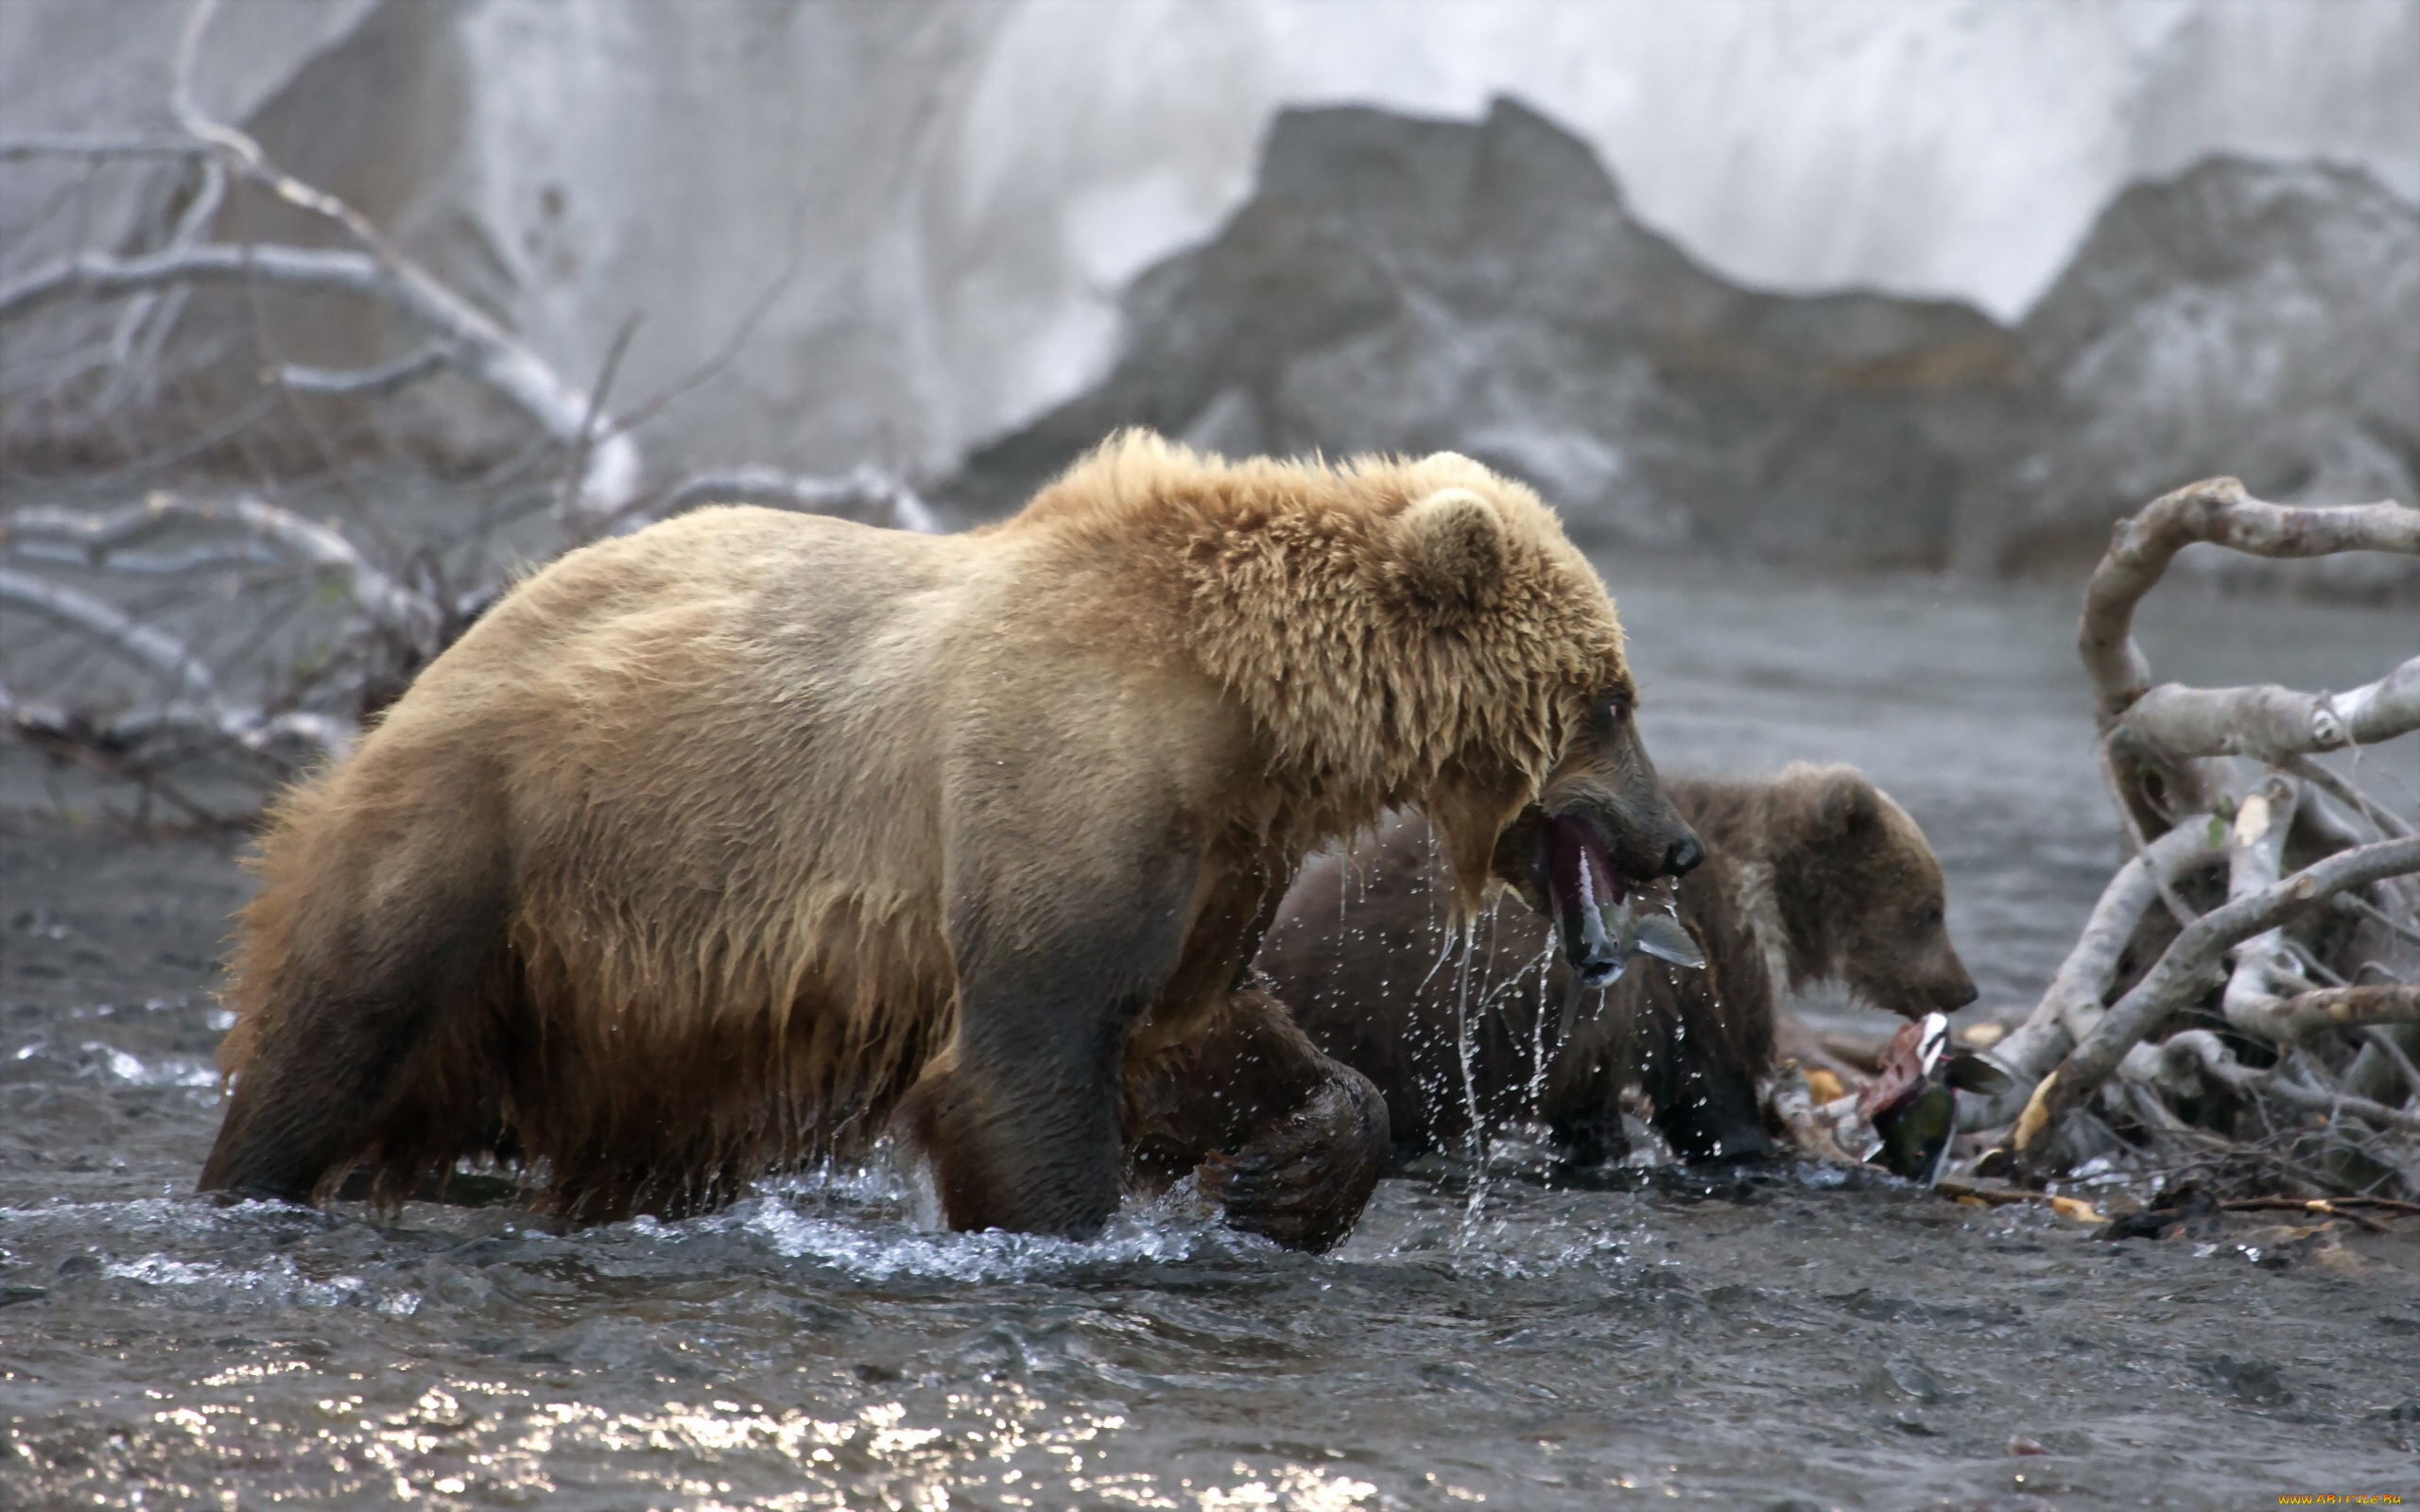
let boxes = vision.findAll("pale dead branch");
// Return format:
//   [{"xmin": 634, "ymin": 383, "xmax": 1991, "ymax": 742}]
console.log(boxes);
[
  {"xmin": 2077, "ymin": 476, "xmax": 2420, "ymax": 727},
  {"xmin": 2226, "ymin": 985, "xmax": 2420, "ymax": 1044},
  {"xmin": 0, "ymin": 241, "xmax": 641, "ymax": 534},
  {"xmin": 2220, "ymin": 774, "xmax": 2307, "ymax": 1037},
  {"xmin": 0, "ymin": 0, "xmax": 640, "ymax": 533},
  {"xmin": 657, "ymin": 465, "xmax": 942, "ymax": 534},
  {"xmin": 2340, "ymin": 892, "xmax": 2420, "ymax": 951},
  {"xmin": 2075, "ymin": 479, "xmax": 2420, "ymax": 843},
  {"xmin": 0, "ymin": 567, "xmax": 353, "ymax": 761},
  {"xmin": 0, "ymin": 136, "xmax": 210, "ymax": 162},
  {"xmin": 2360, "ymin": 1023, "xmax": 2420, "ymax": 1101},
  {"xmin": 2291, "ymin": 756, "xmax": 2413, "ymax": 840},
  {"xmin": 0, "ymin": 566, "xmax": 220, "ymax": 701},
  {"xmin": 5, "ymin": 492, "xmax": 443, "ymax": 655},
  {"xmin": 1955, "ymin": 473, "xmax": 2420, "ymax": 1198},
  {"xmin": 2115, "ymin": 656, "xmax": 2420, "ymax": 766},
  {"xmin": 279, "ymin": 347, "xmax": 447, "ymax": 398}
]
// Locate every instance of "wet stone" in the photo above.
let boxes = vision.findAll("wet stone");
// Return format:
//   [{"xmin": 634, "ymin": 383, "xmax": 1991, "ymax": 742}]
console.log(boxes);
[
  {"xmin": 1865, "ymin": 1355, "xmax": 1948, "ymax": 1403},
  {"xmin": 2199, "ymin": 1354, "xmax": 2292, "ymax": 1406}
]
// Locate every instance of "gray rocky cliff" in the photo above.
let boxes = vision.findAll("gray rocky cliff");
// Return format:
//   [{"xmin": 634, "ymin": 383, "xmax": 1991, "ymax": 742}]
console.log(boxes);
[
  {"xmin": 950, "ymin": 106, "xmax": 2420, "ymax": 580},
  {"xmin": 1994, "ymin": 158, "xmax": 2420, "ymax": 576}
]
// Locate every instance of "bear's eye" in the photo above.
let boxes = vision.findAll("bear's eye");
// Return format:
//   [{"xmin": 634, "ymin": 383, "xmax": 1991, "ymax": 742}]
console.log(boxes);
[
  {"xmin": 1916, "ymin": 904, "xmax": 1943, "ymax": 927},
  {"xmin": 1599, "ymin": 690, "xmax": 1634, "ymax": 725}
]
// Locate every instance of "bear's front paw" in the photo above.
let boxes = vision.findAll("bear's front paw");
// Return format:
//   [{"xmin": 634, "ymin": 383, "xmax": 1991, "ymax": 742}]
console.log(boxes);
[{"xmin": 1197, "ymin": 1065, "xmax": 1388, "ymax": 1252}]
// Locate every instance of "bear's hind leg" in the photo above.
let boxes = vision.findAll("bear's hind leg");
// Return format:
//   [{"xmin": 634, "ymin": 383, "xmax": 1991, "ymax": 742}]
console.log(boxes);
[{"xmin": 200, "ymin": 801, "xmax": 510, "ymax": 1205}]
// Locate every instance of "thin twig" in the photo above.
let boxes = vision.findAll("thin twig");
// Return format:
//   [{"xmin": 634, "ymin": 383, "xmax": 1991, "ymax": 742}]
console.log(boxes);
[
  {"xmin": 2217, "ymin": 1197, "xmax": 2397, "ymax": 1233},
  {"xmin": 2287, "ymin": 755, "xmax": 2414, "ymax": 841},
  {"xmin": 607, "ymin": 253, "xmax": 803, "ymax": 440},
  {"xmin": 556, "ymin": 314, "xmax": 642, "ymax": 535},
  {"xmin": 652, "ymin": 464, "xmax": 941, "ymax": 534},
  {"xmin": 280, "ymin": 348, "xmax": 447, "ymax": 398},
  {"xmin": 0, "ymin": 136, "xmax": 211, "ymax": 161}
]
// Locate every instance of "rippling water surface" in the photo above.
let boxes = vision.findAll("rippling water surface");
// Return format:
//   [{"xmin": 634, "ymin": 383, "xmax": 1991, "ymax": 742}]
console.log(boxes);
[{"xmin": 5, "ymin": 568, "xmax": 2416, "ymax": 1510}]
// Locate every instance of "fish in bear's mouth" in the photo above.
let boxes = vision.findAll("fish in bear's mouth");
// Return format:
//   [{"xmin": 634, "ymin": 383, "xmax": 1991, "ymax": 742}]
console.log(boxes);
[{"xmin": 1537, "ymin": 811, "xmax": 1705, "ymax": 1036}]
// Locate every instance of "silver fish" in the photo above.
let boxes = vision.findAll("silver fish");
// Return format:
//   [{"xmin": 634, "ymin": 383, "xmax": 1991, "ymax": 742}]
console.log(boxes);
[{"xmin": 1555, "ymin": 898, "xmax": 1707, "ymax": 1039}]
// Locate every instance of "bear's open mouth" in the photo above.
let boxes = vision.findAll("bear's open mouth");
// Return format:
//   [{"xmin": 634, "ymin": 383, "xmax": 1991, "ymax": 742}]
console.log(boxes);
[{"xmin": 1541, "ymin": 811, "xmax": 1631, "ymax": 987}]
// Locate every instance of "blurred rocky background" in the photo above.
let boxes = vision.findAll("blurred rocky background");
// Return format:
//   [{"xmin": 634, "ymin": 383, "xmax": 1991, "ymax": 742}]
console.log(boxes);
[{"xmin": 5, "ymin": 0, "xmax": 2417, "ymax": 579}]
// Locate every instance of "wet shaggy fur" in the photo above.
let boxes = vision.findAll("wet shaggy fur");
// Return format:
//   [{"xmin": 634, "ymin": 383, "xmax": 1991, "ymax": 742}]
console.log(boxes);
[
  {"xmin": 203, "ymin": 432, "xmax": 1663, "ymax": 1244},
  {"xmin": 1260, "ymin": 765, "xmax": 1978, "ymax": 1166}
]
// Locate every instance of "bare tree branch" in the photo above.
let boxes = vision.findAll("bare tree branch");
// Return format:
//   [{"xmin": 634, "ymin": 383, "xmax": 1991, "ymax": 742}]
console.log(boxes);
[
  {"xmin": 279, "ymin": 346, "xmax": 446, "ymax": 397},
  {"xmin": 0, "ymin": 241, "xmax": 382, "ymax": 318},
  {"xmin": 0, "ymin": 242, "xmax": 641, "ymax": 530},
  {"xmin": 2013, "ymin": 474, "xmax": 2420, "ymax": 1186},
  {"xmin": 2221, "ymin": 774, "xmax": 2307, "ymax": 1037},
  {"xmin": 2290, "ymin": 756, "xmax": 2413, "ymax": 841},
  {"xmin": 99, "ymin": 151, "xmax": 226, "ymax": 419},
  {"xmin": 169, "ymin": 0, "xmax": 388, "ymax": 261},
  {"xmin": 555, "ymin": 314, "xmax": 641, "ymax": 527},
  {"xmin": 0, "ymin": 136, "xmax": 211, "ymax": 161},
  {"xmin": 87, "ymin": 701, "xmax": 353, "ymax": 758},
  {"xmin": 2362, "ymin": 1024, "xmax": 2420, "ymax": 1102},
  {"xmin": 0, "ymin": 567, "xmax": 356, "ymax": 764},
  {"xmin": 5, "ymin": 493, "xmax": 442, "ymax": 654},
  {"xmin": 2117, "ymin": 656, "xmax": 2420, "ymax": 765},
  {"xmin": 1, "ymin": 0, "xmax": 946, "ymax": 818},
  {"xmin": 2340, "ymin": 892, "xmax": 2420, "ymax": 952},
  {"xmin": 657, "ymin": 464, "xmax": 941, "ymax": 534},
  {"xmin": 6, "ymin": 540, "xmax": 282, "ymax": 576},
  {"xmin": 2227, "ymin": 986, "xmax": 2420, "ymax": 1044},
  {"xmin": 0, "ymin": 566, "xmax": 220, "ymax": 700},
  {"xmin": 2077, "ymin": 477, "xmax": 2420, "ymax": 728}
]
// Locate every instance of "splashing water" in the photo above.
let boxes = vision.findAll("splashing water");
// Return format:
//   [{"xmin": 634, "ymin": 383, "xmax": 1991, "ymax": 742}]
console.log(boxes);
[
  {"xmin": 1519, "ymin": 933, "xmax": 1562, "ymax": 1115},
  {"xmin": 1448, "ymin": 916, "xmax": 1495, "ymax": 1239}
]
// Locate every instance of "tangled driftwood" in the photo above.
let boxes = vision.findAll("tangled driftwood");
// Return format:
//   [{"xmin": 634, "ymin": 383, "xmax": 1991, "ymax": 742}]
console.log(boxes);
[{"xmin": 1961, "ymin": 478, "xmax": 2420, "ymax": 1199}]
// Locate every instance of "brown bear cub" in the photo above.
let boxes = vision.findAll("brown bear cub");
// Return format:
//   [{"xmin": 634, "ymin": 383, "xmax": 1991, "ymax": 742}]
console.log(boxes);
[
  {"xmin": 1259, "ymin": 764, "xmax": 1975, "ymax": 1168},
  {"xmin": 199, "ymin": 432, "xmax": 1703, "ymax": 1251}
]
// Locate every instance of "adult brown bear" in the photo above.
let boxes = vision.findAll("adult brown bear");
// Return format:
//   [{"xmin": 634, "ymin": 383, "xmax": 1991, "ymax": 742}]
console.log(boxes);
[
  {"xmin": 199, "ymin": 433, "xmax": 1702, "ymax": 1250},
  {"xmin": 1260, "ymin": 765, "xmax": 1975, "ymax": 1168}
]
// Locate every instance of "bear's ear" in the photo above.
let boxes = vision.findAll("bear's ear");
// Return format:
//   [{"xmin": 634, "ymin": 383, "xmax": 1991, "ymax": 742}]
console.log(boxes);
[
  {"xmin": 1392, "ymin": 489, "xmax": 1508, "ymax": 619},
  {"xmin": 1812, "ymin": 767, "xmax": 1881, "ymax": 837}
]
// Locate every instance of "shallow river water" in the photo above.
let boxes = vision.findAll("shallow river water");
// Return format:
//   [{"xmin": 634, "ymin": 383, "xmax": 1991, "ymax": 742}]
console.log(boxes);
[{"xmin": 4, "ymin": 566, "xmax": 2416, "ymax": 1510}]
